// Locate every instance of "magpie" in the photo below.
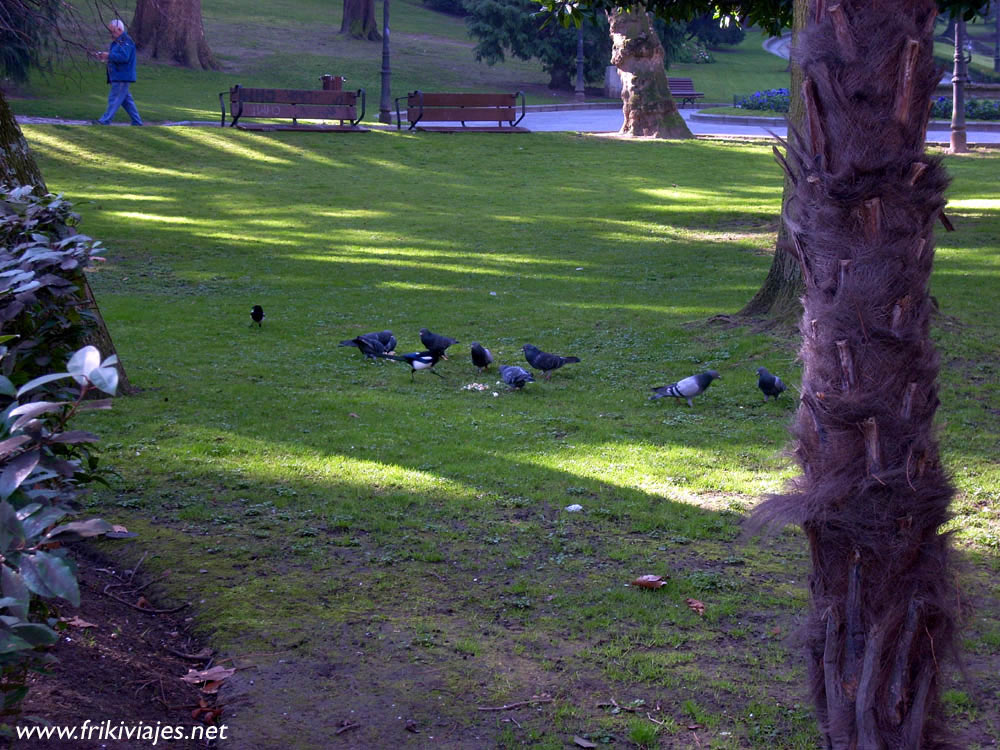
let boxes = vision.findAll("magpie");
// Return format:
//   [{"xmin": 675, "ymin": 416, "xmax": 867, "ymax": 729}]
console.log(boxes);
[
  {"xmin": 470, "ymin": 342, "xmax": 493, "ymax": 373},
  {"xmin": 250, "ymin": 305, "xmax": 264, "ymax": 327},
  {"xmin": 339, "ymin": 330, "xmax": 396, "ymax": 358},
  {"xmin": 378, "ymin": 350, "xmax": 444, "ymax": 379},
  {"xmin": 756, "ymin": 367, "xmax": 787, "ymax": 401},
  {"xmin": 522, "ymin": 344, "xmax": 580, "ymax": 380},
  {"xmin": 500, "ymin": 365, "xmax": 534, "ymax": 390},
  {"xmin": 419, "ymin": 328, "xmax": 458, "ymax": 356},
  {"xmin": 650, "ymin": 370, "xmax": 720, "ymax": 407}
]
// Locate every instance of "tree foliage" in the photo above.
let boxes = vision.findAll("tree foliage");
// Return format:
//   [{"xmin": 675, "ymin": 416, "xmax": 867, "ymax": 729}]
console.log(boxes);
[
  {"xmin": 465, "ymin": 0, "xmax": 612, "ymax": 89},
  {"xmin": 0, "ymin": 0, "xmax": 61, "ymax": 83}
]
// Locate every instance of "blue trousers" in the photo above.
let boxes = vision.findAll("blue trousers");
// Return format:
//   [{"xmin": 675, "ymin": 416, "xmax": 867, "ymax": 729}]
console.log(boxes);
[{"xmin": 99, "ymin": 81, "xmax": 143, "ymax": 125}]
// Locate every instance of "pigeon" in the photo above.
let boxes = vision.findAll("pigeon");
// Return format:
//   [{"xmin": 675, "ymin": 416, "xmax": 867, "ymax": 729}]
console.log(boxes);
[
  {"xmin": 378, "ymin": 350, "xmax": 444, "ymax": 379},
  {"xmin": 339, "ymin": 330, "xmax": 396, "ymax": 358},
  {"xmin": 650, "ymin": 370, "xmax": 721, "ymax": 407},
  {"xmin": 500, "ymin": 365, "xmax": 534, "ymax": 390},
  {"xmin": 419, "ymin": 328, "xmax": 458, "ymax": 356},
  {"xmin": 250, "ymin": 305, "xmax": 264, "ymax": 327},
  {"xmin": 522, "ymin": 344, "xmax": 580, "ymax": 380},
  {"xmin": 756, "ymin": 366, "xmax": 787, "ymax": 401},
  {"xmin": 470, "ymin": 342, "xmax": 493, "ymax": 373}
]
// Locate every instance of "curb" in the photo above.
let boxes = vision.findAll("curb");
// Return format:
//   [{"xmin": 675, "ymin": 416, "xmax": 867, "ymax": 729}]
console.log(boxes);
[{"xmin": 691, "ymin": 111, "xmax": 1000, "ymax": 133}]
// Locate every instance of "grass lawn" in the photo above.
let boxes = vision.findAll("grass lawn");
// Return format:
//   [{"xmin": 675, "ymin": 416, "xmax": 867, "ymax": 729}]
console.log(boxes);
[{"xmin": 21, "ymin": 123, "xmax": 1000, "ymax": 748}]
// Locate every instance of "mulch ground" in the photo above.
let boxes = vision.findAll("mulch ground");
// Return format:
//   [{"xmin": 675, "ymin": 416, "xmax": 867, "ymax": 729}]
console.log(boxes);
[{"xmin": 9, "ymin": 545, "xmax": 225, "ymax": 749}]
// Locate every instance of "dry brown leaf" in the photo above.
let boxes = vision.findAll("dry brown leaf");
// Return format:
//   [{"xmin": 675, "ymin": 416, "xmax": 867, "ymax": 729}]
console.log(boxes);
[
  {"xmin": 574, "ymin": 737, "xmax": 598, "ymax": 748},
  {"xmin": 686, "ymin": 598, "xmax": 706, "ymax": 616},
  {"xmin": 349, "ymin": 413, "xmax": 360, "ymax": 419},
  {"xmin": 61, "ymin": 616, "xmax": 98, "ymax": 629},
  {"xmin": 136, "ymin": 595, "xmax": 151, "ymax": 609},
  {"xmin": 180, "ymin": 666, "xmax": 236, "ymax": 685},
  {"xmin": 631, "ymin": 574, "xmax": 668, "ymax": 589},
  {"xmin": 201, "ymin": 680, "xmax": 225, "ymax": 694}
]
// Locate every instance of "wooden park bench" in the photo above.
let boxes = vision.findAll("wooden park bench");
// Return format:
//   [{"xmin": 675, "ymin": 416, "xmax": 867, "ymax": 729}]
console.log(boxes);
[
  {"xmin": 667, "ymin": 78, "xmax": 705, "ymax": 107},
  {"xmin": 395, "ymin": 91, "xmax": 528, "ymax": 132},
  {"xmin": 219, "ymin": 85, "xmax": 369, "ymax": 131}
]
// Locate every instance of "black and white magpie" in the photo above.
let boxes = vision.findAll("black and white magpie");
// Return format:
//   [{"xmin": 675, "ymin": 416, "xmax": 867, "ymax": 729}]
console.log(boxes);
[
  {"xmin": 522, "ymin": 344, "xmax": 580, "ymax": 380},
  {"xmin": 500, "ymin": 365, "xmax": 534, "ymax": 390},
  {"xmin": 470, "ymin": 342, "xmax": 493, "ymax": 373},
  {"xmin": 650, "ymin": 370, "xmax": 720, "ymax": 406},
  {"xmin": 378, "ymin": 350, "xmax": 444, "ymax": 379},
  {"xmin": 250, "ymin": 305, "xmax": 264, "ymax": 327},
  {"xmin": 756, "ymin": 367, "xmax": 787, "ymax": 401},
  {"xmin": 339, "ymin": 330, "xmax": 396, "ymax": 358},
  {"xmin": 419, "ymin": 328, "xmax": 458, "ymax": 356}
]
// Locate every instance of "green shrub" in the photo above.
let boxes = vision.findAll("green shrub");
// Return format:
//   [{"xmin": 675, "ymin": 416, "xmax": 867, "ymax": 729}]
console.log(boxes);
[
  {"xmin": 736, "ymin": 87, "xmax": 790, "ymax": 112},
  {"xmin": 930, "ymin": 96, "xmax": 1000, "ymax": 120}
]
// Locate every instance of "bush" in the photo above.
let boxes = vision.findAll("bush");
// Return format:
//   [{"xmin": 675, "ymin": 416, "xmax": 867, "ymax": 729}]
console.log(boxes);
[
  {"xmin": 672, "ymin": 38, "xmax": 714, "ymax": 64},
  {"xmin": 0, "ymin": 184, "xmax": 123, "ymax": 723},
  {"xmin": 930, "ymin": 96, "xmax": 1000, "ymax": 121},
  {"xmin": 736, "ymin": 88, "xmax": 790, "ymax": 112},
  {"xmin": 422, "ymin": 0, "xmax": 467, "ymax": 16}
]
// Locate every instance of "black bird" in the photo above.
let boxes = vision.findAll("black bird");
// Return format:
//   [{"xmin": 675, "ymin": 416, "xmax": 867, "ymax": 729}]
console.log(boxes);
[
  {"xmin": 378, "ymin": 350, "xmax": 444, "ymax": 379},
  {"xmin": 500, "ymin": 365, "xmax": 534, "ymax": 390},
  {"xmin": 419, "ymin": 328, "xmax": 458, "ymax": 356},
  {"xmin": 522, "ymin": 344, "xmax": 580, "ymax": 380},
  {"xmin": 470, "ymin": 342, "xmax": 493, "ymax": 373},
  {"xmin": 339, "ymin": 330, "xmax": 396, "ymax": 359},
  {"xmin": 250, "ymin": 305, "xmax": 264, "ymax": 327},
  {"xmin": 756, "ymin": 367, "xmax": 787, "ymax": 401},
  {"xmin": 650, "ymin": 370, "xmax": 720, "ymax": 407}
]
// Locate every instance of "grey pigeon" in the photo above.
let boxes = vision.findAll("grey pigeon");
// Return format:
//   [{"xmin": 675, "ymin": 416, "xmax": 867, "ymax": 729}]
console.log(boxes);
[
  {"xmin": 250, "ymin": 305, "xmax": 264, "ymax": 327},
  {"xmin": 339, "ymin": 330, "xmax": 396, "ymax": 358},
  {"xmin": 756, "ymin": 367, "xmax": 787, "ymax": 401},
  {"xmin": 470, "ymin": 342, "xmax": 493, "ymax": 373},
  {"xmin": 500, "ymin": 365, "xmax": 534, "ymax": 390},
  {"xmin": 339, "ymin": 331, "xmax": 392, "ymax": 359},
  {"xmin": 419, "ymin": 328, "xmax": 458, "ymax": 356},
  {"xmin": 522, "ymin": 344, "xmax": 580, "ymax": 380},
  {"xmin": 650, "ymin": 370, "xmax": 721, "ymax": 407}
]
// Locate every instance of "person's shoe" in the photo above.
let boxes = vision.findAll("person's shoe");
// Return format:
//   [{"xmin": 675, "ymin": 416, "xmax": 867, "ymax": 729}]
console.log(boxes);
[
  {"xmin": 130, "ymin": 122, "xmax": 143, "ymax": 126},
  {"xmin": 90, "ymin": 119, "xmax": 107, "ymax": 125}
]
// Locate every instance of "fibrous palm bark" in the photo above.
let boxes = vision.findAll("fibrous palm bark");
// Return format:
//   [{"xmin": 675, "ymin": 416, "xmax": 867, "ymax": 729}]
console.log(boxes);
[{"xmin": 756, "ymin": 0, "xmax": 958, "ymax": 747}]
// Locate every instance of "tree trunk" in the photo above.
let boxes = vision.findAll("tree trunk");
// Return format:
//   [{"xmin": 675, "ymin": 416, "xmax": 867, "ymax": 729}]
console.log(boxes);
[
  {"xmin": 607, "ymin": 6, "xmax": 691, "ymax": 138},
  {"xmin": 132, "ymin": 0, "xmax": 218, "ymax": 70},
  {"xmin": 755, "ymin": 1, "xmax": 957, "ymax": 747},
  {"xmin": 739, "ymin": 0, "xmax": 807, "ymax": 321},
  {"xmin": 0, "ymin": 89, "xmax": 133, "ymax": 393},
  {"xmin": 340, "ymin": 0, "xmax": 381, "ymax": 41}
]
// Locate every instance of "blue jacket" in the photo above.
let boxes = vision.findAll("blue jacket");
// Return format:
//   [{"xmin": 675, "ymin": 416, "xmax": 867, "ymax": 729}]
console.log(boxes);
[{"xmin": 106, "ymin": 33, "xmax": 137, "ymax": 83}]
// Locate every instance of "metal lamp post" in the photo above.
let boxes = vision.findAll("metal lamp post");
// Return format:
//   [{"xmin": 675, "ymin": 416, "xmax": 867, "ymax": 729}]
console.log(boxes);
[
  {"xmin": 378, "ymin": 0, "xmax": 392, "ymax": 124},
  {"xmin": 575, "ymin": 25, "xmax": 585, "ymax": 102},
  {"xmin": 950, "ymin": 16, "xmax": 970, "ymax": 154}
]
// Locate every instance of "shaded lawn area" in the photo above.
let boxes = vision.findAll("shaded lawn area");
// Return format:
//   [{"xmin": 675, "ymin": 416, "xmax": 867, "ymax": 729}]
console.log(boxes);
[{"xmin": 23, "ymin": 126, "xmax": 1000, "ymax": 748}]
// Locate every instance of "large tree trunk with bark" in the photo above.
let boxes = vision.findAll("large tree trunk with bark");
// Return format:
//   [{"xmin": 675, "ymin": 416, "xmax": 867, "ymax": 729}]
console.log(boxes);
[
  {"xmin": 755, "ymin": 1, "xmax": 957, "ymax": 747},
  {"xmin": 740, "ymin": 0, "xmax": 807, "ymax": 321},
  {"xmin": 0, "ymin": 89, "xmax": 133, "ymax": 393},
  {"xmin": 607, "ymin": 7, "xmax": 691, "ymax": 138},
  {"xmin": 340, "ymin": 0, "xmax": 381, "ymax": 41},
  {"xmin": 132, "ymin": 0, "xmax": 218, "ymax": 70}
]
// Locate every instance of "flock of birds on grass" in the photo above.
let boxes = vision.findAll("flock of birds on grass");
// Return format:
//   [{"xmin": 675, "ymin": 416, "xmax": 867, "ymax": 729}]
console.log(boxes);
[{"xmin": 249, "ymin": 304, "xmax": 788, "ymax": 405}]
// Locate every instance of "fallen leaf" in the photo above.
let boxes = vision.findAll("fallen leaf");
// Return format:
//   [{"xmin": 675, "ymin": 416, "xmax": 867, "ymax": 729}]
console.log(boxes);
[
  {"xmin": 180, "ymin": 666, "xmax": 236, "ymax": 685},
  {"xmin": 686, "ymin": 598, "xmax": 706, "ymax": 616},
  {"xmin": 61, "ymin": 616, "xmax": 98, "ymax": 629},
  {"xmin": 201, "ymin": 680, "xmax": 225, "ymax": 694},
  {"xmin": 136, "ymin": 596, "xmax": 152, "ymax": 609},
  {"xmin": 404, "ymin": 719, "xmax": 420, "ymax": 733},
  {"xmin": 631, "ymin": 574, "xmax": 669, "ymax": 589},
  {"xmin": 687, "ymin": 723, "xmax": 702, "ymax": 730},
  {"xmin": 349, "ymin": 413, "xmax": 360, "ymax": 418},
  {"xmin": 574, "ymin": 737, "xmax": 597, "ymax": 748}
]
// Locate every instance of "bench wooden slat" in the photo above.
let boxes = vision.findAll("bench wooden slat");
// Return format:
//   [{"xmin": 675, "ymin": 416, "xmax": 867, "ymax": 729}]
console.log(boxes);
[
  {"xmin": 408, "ymin": 106, "xmax": 518, "ymax": 123},
  {"xmin": 238, "ymin": 102, "xmax": 360, "ymax": 120},
  {"xmin": 233, "ymin": 88, "xmax": 358, "ymax": 106},
  {"xmin": 409, "ymin": 93, "xmax": 517, "ymax": 107}
]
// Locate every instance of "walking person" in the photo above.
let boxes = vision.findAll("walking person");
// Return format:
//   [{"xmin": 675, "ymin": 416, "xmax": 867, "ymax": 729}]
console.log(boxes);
[{"xmin": 93, "ymin": 19, "xmax": 143, "ymax": 126}]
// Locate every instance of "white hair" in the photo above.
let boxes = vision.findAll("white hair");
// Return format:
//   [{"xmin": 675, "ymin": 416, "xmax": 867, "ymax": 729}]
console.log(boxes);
[{"xmin": 108, "ymin": 19, "xmax": 125, "ymax": 32}]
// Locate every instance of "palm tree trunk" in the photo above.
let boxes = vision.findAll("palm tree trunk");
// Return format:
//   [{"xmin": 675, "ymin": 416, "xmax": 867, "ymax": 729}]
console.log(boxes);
[{"xmin": 755, "ymin": 1, "xmax": 957, "ymax": 746}]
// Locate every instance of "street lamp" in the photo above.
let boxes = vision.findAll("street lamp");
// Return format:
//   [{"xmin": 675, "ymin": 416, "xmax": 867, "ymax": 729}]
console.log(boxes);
[
  {"xmin": 575, "ymin": 26, "xmax": 585, "ymax": 102},
  {"xmin": 378, "ymin": 0, "xmax": 392, "ymax": 124},
  {"xmin": 950, "ymin": 16, "xmax": 970, "ymax": 154}
]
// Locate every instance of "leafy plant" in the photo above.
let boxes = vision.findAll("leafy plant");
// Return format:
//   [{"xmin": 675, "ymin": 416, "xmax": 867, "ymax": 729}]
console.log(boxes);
[
  {"xmin": 0, "ymin": 183, "xmax": 105, "ymax": 384},
  {"xmin": 930, "ymin": 95, "xmax": 1000, "ymax": 120},
  {"xmin": 0, "ymin": 344, "xmax": 120, "ymax": 720}
]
